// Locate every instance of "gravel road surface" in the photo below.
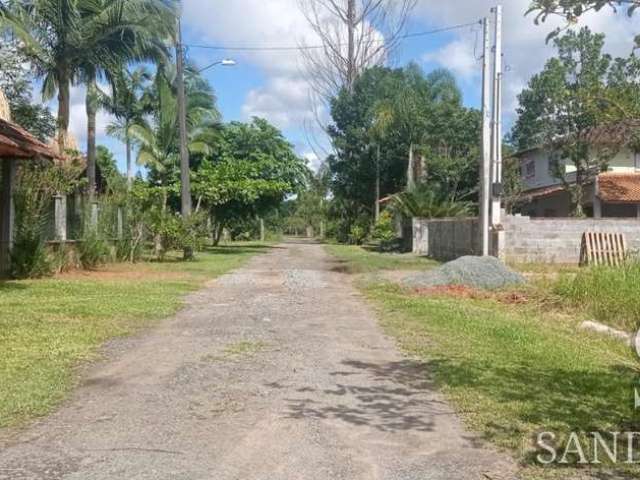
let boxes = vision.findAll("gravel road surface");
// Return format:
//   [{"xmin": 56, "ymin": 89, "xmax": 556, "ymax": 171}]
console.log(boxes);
[{"xmin": 0, "ymin": 240, "xmax": 515, "ymax": 479}]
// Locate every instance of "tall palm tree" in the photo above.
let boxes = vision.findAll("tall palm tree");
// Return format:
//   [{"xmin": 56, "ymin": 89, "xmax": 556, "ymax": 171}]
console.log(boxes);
[
  {"xmin": 0, "ymin": 0, "xmax": 177, "ymax": 192},
  {"xmin": 129, "ymin": 66, "xmax": 218, "ymax": 187},
  {"xmin": 104, "ymin": 67, "xmax": 151, "ymax": 187},
  {"xmin": 78, "ymin": 0, "xmax": 176, "ymax": 197}
]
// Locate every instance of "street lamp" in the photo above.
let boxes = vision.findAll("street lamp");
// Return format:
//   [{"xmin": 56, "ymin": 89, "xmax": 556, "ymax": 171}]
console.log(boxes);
[{"xmin": 198, "ymin": 58, "xmax": 237, "ymax": 74}]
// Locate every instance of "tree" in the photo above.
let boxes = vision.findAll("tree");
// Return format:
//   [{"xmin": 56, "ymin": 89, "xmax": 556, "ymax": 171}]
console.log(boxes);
[
  {"xmin": 129, "ymin": 65, "xmax": 219, "ymax": 191},
  {"xmin": 510, "ymin": 28, "xmax": 614, "ymax": 216},
  {"xmin": 529, "ymin": 1, "xmax": 640, "ymax": 22},
  {"xmin": 528, "ymin": 1, "xmax": 640, "ymax": 45},
  {"xmin": 193, "ymin": 118, "xmax": 308, "ymax": 244},
  {"xmin": 104, "ymin": 67, "xmax": 151, "ymax": 186},
  {"xmin": 327, "ymin": 64, "xmax": 480, "ymax": 235},
  {"xmin": 79, "ymin": 0, "xmax": 176, "ymax": 197},
  {"xmin": 298, "ymin": 0, "xmax": 416, "ymax": 98},
  {"xmin": 0, "ymin": 38, "xmax": 55, "ymax": 140}
]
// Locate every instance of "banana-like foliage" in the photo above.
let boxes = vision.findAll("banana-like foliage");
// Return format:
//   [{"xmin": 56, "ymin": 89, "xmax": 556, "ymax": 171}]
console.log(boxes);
[{"xmin": 390, "ymin": 183, "xmax": 472, "ymax": 219}]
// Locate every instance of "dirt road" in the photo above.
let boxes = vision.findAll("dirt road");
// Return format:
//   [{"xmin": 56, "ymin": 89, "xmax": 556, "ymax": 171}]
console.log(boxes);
[{"xmin": 0, "ymin": 240, "xmax": 514, "ymax": 479}]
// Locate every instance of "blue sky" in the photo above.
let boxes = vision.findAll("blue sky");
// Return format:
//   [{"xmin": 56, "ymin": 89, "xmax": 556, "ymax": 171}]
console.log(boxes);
[{"xmin": 65, "ymin": 0, "xmax": 640, "ymax": 174}]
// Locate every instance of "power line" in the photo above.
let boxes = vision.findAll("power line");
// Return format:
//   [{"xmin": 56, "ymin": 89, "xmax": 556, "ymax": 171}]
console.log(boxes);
[{"xmin": 184, "ymin": 20, "xmax": 482, "ymax": 53}]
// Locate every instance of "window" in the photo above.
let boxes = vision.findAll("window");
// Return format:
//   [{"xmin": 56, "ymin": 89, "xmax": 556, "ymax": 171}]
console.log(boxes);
[{"xmin": 525, "ymin": 160, "xmax": 536, "ymax": 179}]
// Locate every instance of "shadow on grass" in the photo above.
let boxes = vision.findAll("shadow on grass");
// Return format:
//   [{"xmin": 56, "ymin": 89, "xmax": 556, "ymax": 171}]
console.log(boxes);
[
  {"xmin": 425, "ymin": 355, "xmax": 640, "ymax": 469},
  {"xmin": 0, "ymin": 281, "xmax": 26, "ymax": 291}
]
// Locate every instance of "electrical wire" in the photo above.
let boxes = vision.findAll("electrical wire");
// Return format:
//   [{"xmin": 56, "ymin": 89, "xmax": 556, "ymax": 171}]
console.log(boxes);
[{"xmin": 184, "ymin": 20, "xmax": 482, "ymax": 53}]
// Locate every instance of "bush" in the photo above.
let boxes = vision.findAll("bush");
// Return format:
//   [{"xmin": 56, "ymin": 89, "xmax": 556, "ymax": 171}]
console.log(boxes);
[
  {"xmin": 11, "ymin": 225, "xmax": 52, "ymax": 278},
  {"xmin": 554, "ymin": 262, "xmax": 640, "ymax": 331},
  {"xmin": 348, "ymin": 224, "xmax": 367, "ymax": 245},
  {"xmin": 78, "ymin": 229, "xmax": 111, "ymax": 269},
  {"xmin": 371, "ymin": 211, "xmax": 397, "ymax": 252}
]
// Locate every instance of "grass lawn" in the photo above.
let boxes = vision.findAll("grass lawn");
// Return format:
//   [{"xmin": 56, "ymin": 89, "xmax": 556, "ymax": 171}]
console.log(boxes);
[
  {"xmin": 0, "ymin": 243, "xmax": 271, "ymax": 429},
  {"xmin": 325, "ymin": 243, "xmax": 438, "ymax": 273},
  {"xmin": 327, "ymin": 245, "xmax": 640, "ymax": 478}
]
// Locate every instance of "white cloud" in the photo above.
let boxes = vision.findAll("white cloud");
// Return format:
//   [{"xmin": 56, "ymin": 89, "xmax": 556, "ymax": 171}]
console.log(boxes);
[
  {"xmin": 242, "ymin": 76, "xmax": 314, "ymax": 129},
  {"xmin": 414, "ymin": 0, "xmax": 640, "ymax": 120},
  {"xmin": 423, "ymin": 39, "xmax": 479, "ymax": 79},
  {"xmin": 67, "ymin": 84, "xmax": 115, "ymax": 152}
]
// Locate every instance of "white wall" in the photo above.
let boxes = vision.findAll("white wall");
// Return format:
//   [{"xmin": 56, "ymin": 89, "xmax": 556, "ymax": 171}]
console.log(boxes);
[{"xmin": 518, "ymin": 148, "xmax": 639, "ymax": 190}]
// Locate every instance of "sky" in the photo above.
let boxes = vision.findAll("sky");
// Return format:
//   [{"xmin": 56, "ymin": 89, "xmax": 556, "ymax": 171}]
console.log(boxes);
[{"xmin": 64, "ymin": 0, "xmax": 640, "ymax": 174}]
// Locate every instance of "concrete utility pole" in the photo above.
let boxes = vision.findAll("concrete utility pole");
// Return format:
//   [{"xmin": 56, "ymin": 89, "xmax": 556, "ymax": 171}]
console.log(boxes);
[
  {"xmin": 490, "ymin": 5, "xmax": 503, "ymax": 228},
  {"xmin": 176, "ymin": 17, "xmax": 193, "ymax": 258},
  {"xmin": 480, "ymin": 17, "xmax": 492, "ymax": 256}
]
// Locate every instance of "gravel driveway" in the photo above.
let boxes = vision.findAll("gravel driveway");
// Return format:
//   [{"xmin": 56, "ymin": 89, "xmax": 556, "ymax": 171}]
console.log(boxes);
[{"xmin": 0, "ymin": 240, "xmax": 515, "ymax": 480}]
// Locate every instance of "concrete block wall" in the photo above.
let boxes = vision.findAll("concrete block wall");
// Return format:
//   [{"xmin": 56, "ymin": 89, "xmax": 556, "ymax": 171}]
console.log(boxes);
[
  {"xmin": 413, "ymin": 217, "xmax": 481, "ymax": 261},
  {"xmin": 502, "ymin": 215, "xmax": 640, "ymax": 264},
  {"xmin": 413, "ymin": 215, "xmax": 640, "ymax": 264}
]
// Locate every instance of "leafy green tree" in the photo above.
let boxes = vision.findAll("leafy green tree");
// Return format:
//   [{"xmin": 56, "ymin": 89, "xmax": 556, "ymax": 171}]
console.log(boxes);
[
  {"xmin": 328, "ymin": 64, "xmax": 480, "ymax": 236},
  {"xmin": 193, "ymin": 118, "xmax": 308, "ymax": 244},
  {"xmin": 511, "ymin": 27, "xmax": 615, "ymax": 216},
  {"xmin": 0, "ymin": 39, "xmax": 55, "ymax": 140}
]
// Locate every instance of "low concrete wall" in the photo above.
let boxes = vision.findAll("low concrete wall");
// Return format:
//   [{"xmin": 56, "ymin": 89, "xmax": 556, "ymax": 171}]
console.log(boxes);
[
  {"xmin": 413, "ymin": 217, "xmax": 481, "ymax": 260},
  {"xmin": 502, "ymin": 215, "xmax": 640, "ymax": 264},
  {"xmin": 413, "ymin": 215, "xmax": 640, "ymax": 264}
]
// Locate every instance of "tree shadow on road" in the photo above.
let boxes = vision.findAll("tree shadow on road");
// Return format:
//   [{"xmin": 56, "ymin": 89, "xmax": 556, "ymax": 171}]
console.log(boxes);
[{"xmin": 281, "ymin": 359, "xmax": 451, "ymax": 433}]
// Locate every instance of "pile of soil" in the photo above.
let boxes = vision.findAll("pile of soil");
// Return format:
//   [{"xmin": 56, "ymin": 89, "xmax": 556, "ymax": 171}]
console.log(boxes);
[{"xmin": 403, "ymin": 255, "xmax": 526, "ymax": 290}]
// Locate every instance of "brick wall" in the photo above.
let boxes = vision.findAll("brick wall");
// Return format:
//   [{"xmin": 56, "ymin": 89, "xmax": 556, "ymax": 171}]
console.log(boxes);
[
  {"xmin": 502, "ymin": 215, "xmax": 640, "ymax": 263},
  {"xmin": 413, "ymin": 217, "xmax": 481, "ymax": 260}
]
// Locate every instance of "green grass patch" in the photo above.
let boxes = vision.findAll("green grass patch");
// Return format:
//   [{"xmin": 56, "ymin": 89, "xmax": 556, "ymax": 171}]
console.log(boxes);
[
  {"xmin": 364, "ymin": 282, "xmax": 640, "ymax": 478},
  {"xmin": 223, "ymin": 340, "xmax": 267, "ymax": 357},
  {"xmin": 553, "ymin": 262, "xmax": 640, "ymax": 332},
  {"xmin": 0, "ymin": 242, "xmax": 270, "ymax": 428},
  {"xmin": 325, "ymin": 244, "xmax": 437, "ymax": 274}
]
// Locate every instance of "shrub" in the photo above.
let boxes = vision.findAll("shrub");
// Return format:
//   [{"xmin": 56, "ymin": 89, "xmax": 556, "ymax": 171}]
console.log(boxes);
[
  {"xmin": 371, "ymin": 211, "xmax": 397, "ymax": 252},
  {"xmin": 391, "ymin": 183, "xmax": 472, "ymax": 219},
  {"xmin": 11, "ymin": 224, "xmax": 51, "ymax": 278},
  {"xmin": 348, "ymin": 224, "xmax": 367, "ymax": 245},
  {"xmin": 554, "ymin": 262, "xmax": 640, "ymax": 331},
  {"xmin": 78, "ymin": 229, "xmax": 111, "ymax": 269}
]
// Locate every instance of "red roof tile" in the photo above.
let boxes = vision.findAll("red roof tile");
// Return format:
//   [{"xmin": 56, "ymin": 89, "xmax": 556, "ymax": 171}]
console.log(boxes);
[
  {"xmin": 0, "ymin": 119, "xmax": 59, "ymax": 159},
  {"xmin": 598, "ymin": 172, "xmax": 640, "ymax": 204}
]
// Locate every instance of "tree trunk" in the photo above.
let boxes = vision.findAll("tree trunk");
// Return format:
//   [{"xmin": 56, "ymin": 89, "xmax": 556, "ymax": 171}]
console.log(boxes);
[
  {"xmin": 86, "ymin": 72, "xmax": 98, "ymax": 201},
  {"xmin": 57, "ymin": 68, "xmax": 71, "ymax": 151},
  {"xmin": 126, "ymin": 124, "xmax": 133, "ymax": 188},
  {"xmin": 212, "ymin": 223, "xmax": 224, "ymax": 246},
  {"xmin": 346, "ymin": 0, "xmax": 356, "ymax": 91},
  {"xmin": 407, "ymin": 143, "xmax": 415, "ymax": 190}
]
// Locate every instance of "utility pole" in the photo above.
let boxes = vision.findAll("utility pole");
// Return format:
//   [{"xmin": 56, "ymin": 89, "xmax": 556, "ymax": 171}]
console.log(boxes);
[
  {"xmin": 480, "ymin": 16, "xmax": 491, "ymax": 257},
  {"xmin": 176, "ymin": 16, "xmax": 193, "ymax": 259},
  {"xmin": 490, "ymin": 5, "xmax": 503, "ymax": 229}
]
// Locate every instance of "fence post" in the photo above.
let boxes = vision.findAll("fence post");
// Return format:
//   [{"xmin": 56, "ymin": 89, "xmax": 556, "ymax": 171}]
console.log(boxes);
[
  {"xmin": 117, "ymin": 207, "xmax": 124, "ymax": 240},
  {"xmin": 260, "ymin": 217, "xmax": 265, "ymax": 241},
  {"xmin": 0, "ymin": 158, "xmax": 16, "ymax": 274},
  {"xmin": 54, "ymin": 194, "xmax": 67, "ymax": 241},
  {"xmin": 90, "ymin": 201, "xmax": 99, "ymax": 231}
]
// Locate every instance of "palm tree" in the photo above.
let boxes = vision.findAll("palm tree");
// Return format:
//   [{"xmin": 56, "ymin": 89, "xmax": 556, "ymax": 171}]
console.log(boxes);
[
  {"xmin": 0, "ymin": 0, "xmax": 177, "ymax": 192},
  {"xmin": 79, "ymin": 0, "xmax": 176, "ymax": 197},
  {"xmin": 103, "ymin": 67, "xmax": 151, "ymax": 187},
  {"xmin": 129, "ymin": 66, "xmax": 218, "ymax": 186}
]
